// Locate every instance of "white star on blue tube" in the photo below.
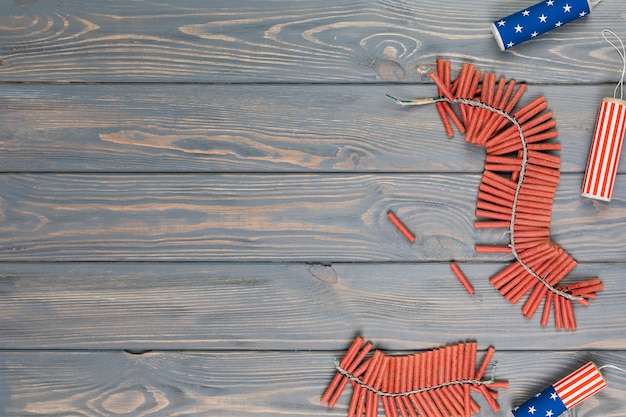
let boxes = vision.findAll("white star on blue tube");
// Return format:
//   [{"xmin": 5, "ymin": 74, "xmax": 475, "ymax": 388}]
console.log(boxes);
[
  {"xmin": 546, "ymin": 410, "xmax": 554, "ymax": 417},
  {"xmin": 529, "ymin": 406, "xmax": 537, "ymax": 415},
  {"xmin": 492, "ymin": 0, "xmax": 592, "ymax": 51},
  {"xmin": 550, "ymin": 392, "xmax": 558, "ymax": 400}
]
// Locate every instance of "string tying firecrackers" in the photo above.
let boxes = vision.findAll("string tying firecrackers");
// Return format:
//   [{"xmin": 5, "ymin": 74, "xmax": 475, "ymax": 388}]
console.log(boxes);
[
  {"xmin": 331, "ymin": 357, "xmax": 499, "ymax": 397},
  {"xmin": 387, "ymin": 58, "xmax": 603, "ymax": 330},
  {"xmin": 321, "ymin": 336, "xmax": 508, "ymax": 417}
]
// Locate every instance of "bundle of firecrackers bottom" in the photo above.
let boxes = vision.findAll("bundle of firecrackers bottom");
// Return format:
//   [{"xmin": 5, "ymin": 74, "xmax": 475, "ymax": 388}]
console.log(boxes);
[
  {"xmin": 321, "ymin": 336, "xmax": 507, "ymax": 417},
  {"xmin": 321, "ymin": 336, "xmax": 609, "ymax": 417},
  {"xmin": 386, "ymin": 58, "xmax": 604, "ymax": 330}
]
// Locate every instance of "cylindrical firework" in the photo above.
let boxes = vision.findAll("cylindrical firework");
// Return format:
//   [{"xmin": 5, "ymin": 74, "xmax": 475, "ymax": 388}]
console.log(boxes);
[
  {"xmin": 512, "ymin": 362, "xmax": 607, "ymax": 417},
  {"xmin": 582, "ymin": 97, "xmax": 626, "ymax": 202},
  {"xmin": 491, "ymin": 0, "xmax": 592, "ymax": 51}
]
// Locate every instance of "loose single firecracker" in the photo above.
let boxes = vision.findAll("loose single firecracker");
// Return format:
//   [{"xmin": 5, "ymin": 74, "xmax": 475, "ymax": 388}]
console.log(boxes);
[
  {"xmin": 512, "ymin": 362, "xmax": 607, "ymax": 417},
  {"xmin": 491, "ymin": 0, "xmax": 592, "ymax": 51},
  {"xmin": 322, "ymin": 336, "xmax": 507, "ymax": 417},
  {"xmin": 387, "ymin": 210, "xmax": 416, "ymax": 243},
  {"xmin": 450, "ymin": 262, "xmax": 475, "ymax": 295},
  {"xmin": 582, "ymin": 98, "xmax": 626, "ymax": 201}
]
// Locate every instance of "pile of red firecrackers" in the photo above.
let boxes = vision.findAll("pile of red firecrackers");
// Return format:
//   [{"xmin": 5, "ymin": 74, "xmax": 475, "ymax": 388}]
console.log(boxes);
[
  {"xmin": 393, "ymin": 58, "xmax": 604, "ymax": 330},
  {"xmin": 321, "ymin": 336, "xmax": 507, "ymax": 417}
]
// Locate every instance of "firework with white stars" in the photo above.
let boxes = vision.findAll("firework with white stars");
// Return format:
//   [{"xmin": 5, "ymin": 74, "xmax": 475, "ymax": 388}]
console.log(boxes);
[{"xmin": 491, "ymin": 0, "xmax": 592, "ymax": 50}]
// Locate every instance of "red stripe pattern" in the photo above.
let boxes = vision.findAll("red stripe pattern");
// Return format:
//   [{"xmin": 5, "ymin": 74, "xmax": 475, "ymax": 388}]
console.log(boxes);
[
  {"xmin": 553, "ymin": 361, "xmax": 607, "ymax": 409},
  {"xmin": 582, "ymin": 97, "xmax": 626, "ymax": 202}
]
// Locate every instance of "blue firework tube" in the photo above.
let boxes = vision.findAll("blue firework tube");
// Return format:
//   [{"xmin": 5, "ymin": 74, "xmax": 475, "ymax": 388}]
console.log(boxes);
[{"xmin": 491, "ymin": 0, "xmax": 592, "ymax": 51}]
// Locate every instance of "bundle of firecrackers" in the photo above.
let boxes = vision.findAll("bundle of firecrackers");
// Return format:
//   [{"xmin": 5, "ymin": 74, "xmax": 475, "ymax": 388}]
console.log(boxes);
[
  {"xmin": 321, "ymin": 336, "xmax": 608, "ymax": 417},
  {"xmin": 387, "ymin": 57, "xmax": 605, "ymax": 331},
  {"xmin": 321, "ymin": 336, "xmax": 507, "ymax": 417}
]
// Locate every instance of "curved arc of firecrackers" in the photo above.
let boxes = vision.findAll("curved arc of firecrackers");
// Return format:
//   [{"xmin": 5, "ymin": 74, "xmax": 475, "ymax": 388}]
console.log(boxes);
[
  {"xmin": 385, "ymin": 92, "xmax": 583, "ymax": 302},
  {"xmin": 387, "ymin": 79, "xmax": 602, "ymax": 330},
  {"xmin": 450, "ymin": 97, "xmax": 582, "ymax": 303}
]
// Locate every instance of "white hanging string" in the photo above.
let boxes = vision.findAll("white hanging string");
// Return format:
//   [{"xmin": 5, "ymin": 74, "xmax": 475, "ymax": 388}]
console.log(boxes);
[
  {"xmin": 601, "ymin": 29, "xmax": 626, "ymax": 100},
  {"xmin": 599, "ymin": 364, "xmax": 626, "ymax": 374}
]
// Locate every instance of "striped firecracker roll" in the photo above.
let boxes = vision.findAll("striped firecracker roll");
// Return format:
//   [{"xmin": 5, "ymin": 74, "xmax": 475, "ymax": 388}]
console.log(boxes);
[
  {"xmin": 582, "ymin": 97, "xmax": 626, "ymax": 202},
  {"xmin": 512, "ymin": 361, "xmax": 607, "ymax": 417}
]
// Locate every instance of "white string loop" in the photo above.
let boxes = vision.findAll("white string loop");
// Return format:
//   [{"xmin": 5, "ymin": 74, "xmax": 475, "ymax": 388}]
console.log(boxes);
[{"xmin": 601, "ymin": 29, "xmax": 626, "ymax": 100}]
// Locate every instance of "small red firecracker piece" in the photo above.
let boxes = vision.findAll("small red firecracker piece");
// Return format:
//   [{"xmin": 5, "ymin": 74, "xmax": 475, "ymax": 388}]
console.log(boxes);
[
  {"xmin": 387, "ymin": 58, "xmax": 603, "ymax": 330},
  {"xmin": 512, "ymin": 361, "xmax": 607, "ymax": 417},
  {"xmin": 387, "ymin": 210, "xmax": 416, "ymax": 243},
  {"xmin": 450, "ymin": 262, "xmax": 475, "ymax": 295},
  {"xmin": 321, "ymin": 336, "xmax": 507, "ymax": 417}
]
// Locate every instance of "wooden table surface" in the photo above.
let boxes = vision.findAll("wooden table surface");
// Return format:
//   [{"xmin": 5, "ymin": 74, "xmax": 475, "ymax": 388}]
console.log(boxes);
[{"xmin": 1, "ymin": 0, "xmax": 626, "ymax": 415}]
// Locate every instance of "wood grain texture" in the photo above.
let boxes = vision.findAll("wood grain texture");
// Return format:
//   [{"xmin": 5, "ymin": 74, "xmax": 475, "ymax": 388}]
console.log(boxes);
[
  {"xmin": 1, "ymin": 173, "xmax": 625, "ymax": 262},
  {"xmin": 0, "ymin": 0, "xmax": 625, "ymax": 83},
  {"xmin": 0, "ymin": 83, "xmax": 612, "ymax": 173},
  {"xmin": 0, "ymin": 262, "xmax": 624, "ymax": 350},
  {"xmin": 0, "ymin": 350, "xmax": 624, "ymax": 417},
  {"xmin": 3, "ymin": 0, "xmax": 626, "ymax": 415}
]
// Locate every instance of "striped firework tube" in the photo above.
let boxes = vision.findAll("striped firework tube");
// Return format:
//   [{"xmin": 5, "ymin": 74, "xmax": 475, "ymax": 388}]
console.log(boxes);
[
  {"xmin": 512, "ymin": 361, "xmax": 607, "ymax": 416},
  {"xmin": 582, "ymin": 97, "xmax": 626, "ymax": 201},
  {"xmin": 553, "ymin": 361, "xmax": 607, "ymax": 409}
]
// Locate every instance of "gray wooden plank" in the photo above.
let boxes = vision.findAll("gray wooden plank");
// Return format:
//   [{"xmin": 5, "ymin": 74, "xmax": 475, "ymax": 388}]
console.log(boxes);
[
  {"xmin": 1, "ymin": 173, "xmax": 625, "ymax": 262},
  {"xmin": 0, "ymin": 350, "xmax": 624, "ymax": 416},
  {"xmin": 0, "ymin": 83, "xmax": 613, "ymax": 173},
  {"xmin": 0, "ymin": 262, "xmax": 623, "ymax": 350},
  {"xmin": 0, "ymin": 0, "xmax": 625, "ymax": 83}
]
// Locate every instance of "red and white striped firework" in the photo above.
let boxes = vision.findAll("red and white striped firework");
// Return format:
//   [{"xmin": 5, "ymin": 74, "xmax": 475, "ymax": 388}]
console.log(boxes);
[
  {"xmin": 553, "ymin": 361, "xmax": 607, "ymax": 409},
  {"xmin": 512, "ymin": 361, "xmax": 607, "ymax": 416},
  {"xmin": 582, "ymin": 97, "xmax": 626, "ymax": 201}
]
